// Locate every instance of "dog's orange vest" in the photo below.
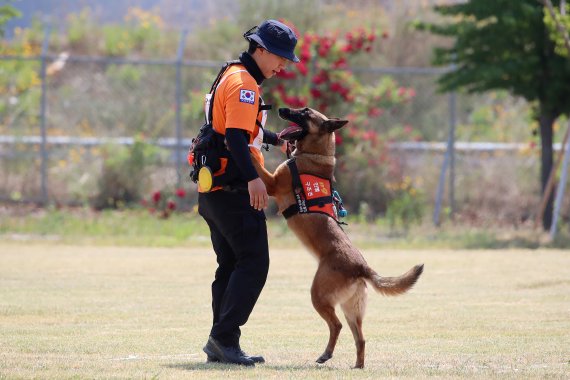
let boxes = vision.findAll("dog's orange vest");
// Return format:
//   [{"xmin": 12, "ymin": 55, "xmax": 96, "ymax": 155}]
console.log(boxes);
[{"xmin": 282, "ymin": 158, "xmax": 345, "ymax": 223}]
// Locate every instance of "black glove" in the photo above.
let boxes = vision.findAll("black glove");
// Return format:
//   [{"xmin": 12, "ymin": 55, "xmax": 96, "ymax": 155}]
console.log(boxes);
[{"xmin": 263, "ymin": 130, "xmax": 281, "ymax": 146}]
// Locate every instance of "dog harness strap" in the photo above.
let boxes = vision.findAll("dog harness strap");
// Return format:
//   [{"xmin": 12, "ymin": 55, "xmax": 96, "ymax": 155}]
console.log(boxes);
[
  {"xmin": 282, "ymin": 204, "xmax": 299, "ymax": 219},
  {"xmin": 305, "ymin": 196, "xmax": 333, "ymax": 208},
  {"xmin": 287, "ymin": 158, "xmax": 303, "ymax": 191},
  {"xmin": 284, "ymin": 158, "xmax": 308, "ymax": 217}
]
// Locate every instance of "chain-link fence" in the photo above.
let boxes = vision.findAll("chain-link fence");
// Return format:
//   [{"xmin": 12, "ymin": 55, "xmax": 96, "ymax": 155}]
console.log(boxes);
[{"xmin": 1, "ymin": 37, "xmax": 568, "ymax": 227}]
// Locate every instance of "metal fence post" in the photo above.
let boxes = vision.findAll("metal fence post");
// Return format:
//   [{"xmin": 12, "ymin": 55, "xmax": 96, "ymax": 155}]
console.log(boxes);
[
  {"xmin": 550, "ymin": 120, "xmax": 570, "ymax": 240},
  {"xmin": 433, "ymin": 89, "xmax": 457, "ymax": 226},
  {"xmin": 39, "ymin": 26, "xmax": 51, "ymax": 205},
  {"xmin": 448, "ymin": 90, "xmax": 456, "ymax": 218},
  {"xmin": 175, "ymin": 29, "xmax": 188, "ymax": 187}
]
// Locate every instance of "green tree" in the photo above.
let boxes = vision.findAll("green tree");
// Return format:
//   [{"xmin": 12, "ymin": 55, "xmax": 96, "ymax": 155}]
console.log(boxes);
[
  {"xmin": 542, "ymin": 0, "xmax": 570, "ymax": 57},
  {"xmin": 419, "ymin": 0, "xmax": 570, "ymax": 230},
  {"xmin": 0, "ymin": 1, "xmax": 20, "ymax": 38}
]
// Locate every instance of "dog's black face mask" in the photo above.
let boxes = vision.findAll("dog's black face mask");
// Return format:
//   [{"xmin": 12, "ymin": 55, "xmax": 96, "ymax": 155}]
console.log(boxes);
[
  {"xmin": 277, "ymin": 108, "xmax": 309, "ymax": 141},
  {"xmin": 277, "ymin": 107, "xmax": 348, "ymax": 142}
]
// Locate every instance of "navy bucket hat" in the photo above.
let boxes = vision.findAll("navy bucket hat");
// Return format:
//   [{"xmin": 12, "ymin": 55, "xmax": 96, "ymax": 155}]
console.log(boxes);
[{"xmin": 244, "ymin": 19, "xmax": 300, "ymax": 63}]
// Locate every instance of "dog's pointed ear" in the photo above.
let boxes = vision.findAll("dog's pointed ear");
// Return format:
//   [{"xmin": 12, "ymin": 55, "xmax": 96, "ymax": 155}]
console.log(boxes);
[{"xmin": 323, "ymin": 119, "xmax": 349, "ymax": 133}]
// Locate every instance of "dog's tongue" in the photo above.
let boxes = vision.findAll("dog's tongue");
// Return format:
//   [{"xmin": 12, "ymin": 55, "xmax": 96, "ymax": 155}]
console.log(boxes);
[{"xmin": 278, "ymin": 124, "xmax": 303, "ymax": 140}]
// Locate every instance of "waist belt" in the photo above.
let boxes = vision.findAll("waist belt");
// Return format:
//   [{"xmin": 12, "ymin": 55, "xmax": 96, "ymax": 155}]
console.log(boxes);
[{"xmin": 282, "ymin": 158, "xmax": 342, "ymax": 223}]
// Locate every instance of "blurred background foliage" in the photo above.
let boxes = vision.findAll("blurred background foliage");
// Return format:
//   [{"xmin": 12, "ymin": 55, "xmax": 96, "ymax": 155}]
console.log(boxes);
[{"xmin": 0, "ymin": 0, "xmax": 569, "ymax": 233}]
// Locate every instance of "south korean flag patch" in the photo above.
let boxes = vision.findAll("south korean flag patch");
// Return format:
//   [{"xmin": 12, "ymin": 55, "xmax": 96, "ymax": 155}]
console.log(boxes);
[{"xmin": 239, "ymin": 89, "xmax": 256, "ymax": 104}]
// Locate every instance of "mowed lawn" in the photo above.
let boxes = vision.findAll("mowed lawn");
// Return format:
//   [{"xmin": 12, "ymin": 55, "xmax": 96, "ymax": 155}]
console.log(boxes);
[{"xmin": 0, "ymin": 243, "xmax": 568, "ymax": 379}]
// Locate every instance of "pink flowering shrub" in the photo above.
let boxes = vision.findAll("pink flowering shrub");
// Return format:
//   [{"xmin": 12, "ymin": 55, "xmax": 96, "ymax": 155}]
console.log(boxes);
[
  {"xmin": 142, "ymin": 187, "xmax": 188, "ymax": 219},
  {"xmin": 262, "ymin": 22, "xmax": 421, "ymax": 220}
]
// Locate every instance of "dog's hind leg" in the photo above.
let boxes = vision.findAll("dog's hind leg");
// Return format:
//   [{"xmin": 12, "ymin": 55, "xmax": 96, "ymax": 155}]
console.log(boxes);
[
  {"xmin": 312, "ymin": 302, "xmax": 342, "ymax": 364},
  {"xmin": 311, "ymin": 271, "xmax": 342, "ymax": 364},
  {"xmin": 340, "ymin": 280, "xmax": 368, "ymax": 369}
]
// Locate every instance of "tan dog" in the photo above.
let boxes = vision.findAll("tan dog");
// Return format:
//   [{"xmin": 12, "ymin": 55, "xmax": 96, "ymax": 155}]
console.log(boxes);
[{"xmin": 254, "ymin": 107, "xmax": 424, "ymax": 369}]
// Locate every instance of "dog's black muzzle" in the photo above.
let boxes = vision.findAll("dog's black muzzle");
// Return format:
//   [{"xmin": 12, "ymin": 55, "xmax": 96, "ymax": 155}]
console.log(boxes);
[{"xmin": 278, "ymin": 108, "xmax": 309, "ymax": 141}]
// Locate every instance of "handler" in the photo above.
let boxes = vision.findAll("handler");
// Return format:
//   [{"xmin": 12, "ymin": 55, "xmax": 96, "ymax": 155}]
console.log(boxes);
[{"xmin": 198, "ymin": 20, "xmax": 300, "ymax": 366}]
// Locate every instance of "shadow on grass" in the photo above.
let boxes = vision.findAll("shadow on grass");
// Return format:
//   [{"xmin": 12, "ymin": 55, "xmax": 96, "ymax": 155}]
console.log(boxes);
[{"xmin": 164, "ymin": 362, "xmax": 336, "ymax": 372}]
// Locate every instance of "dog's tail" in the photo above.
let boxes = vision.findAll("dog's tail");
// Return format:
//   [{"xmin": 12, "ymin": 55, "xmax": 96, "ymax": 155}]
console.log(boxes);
[{"xmin": 366, "ymin": 264, "xmax": 424, "ymax": 296}]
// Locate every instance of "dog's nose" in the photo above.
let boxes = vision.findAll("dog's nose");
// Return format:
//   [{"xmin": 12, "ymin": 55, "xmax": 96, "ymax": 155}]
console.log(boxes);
[{"xmin": 278, "ymin": 108, "xmax": 291, "ymax": 117}]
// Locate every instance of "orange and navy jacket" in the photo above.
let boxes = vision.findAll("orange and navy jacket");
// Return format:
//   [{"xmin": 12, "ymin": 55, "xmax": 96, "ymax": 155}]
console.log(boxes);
[{"xmin": 202, "ymin": 63, "xmax": 268, "ymax": 192}]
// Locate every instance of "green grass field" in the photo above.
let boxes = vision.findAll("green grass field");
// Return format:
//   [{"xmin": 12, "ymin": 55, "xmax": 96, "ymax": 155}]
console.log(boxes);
[
  {"xmin": 2, "ymin": 208, "xmax": 568, "ymax": 249},
  {"xmin": 1, "ymin": 242, "xmax": 568, "ymax": 379}
]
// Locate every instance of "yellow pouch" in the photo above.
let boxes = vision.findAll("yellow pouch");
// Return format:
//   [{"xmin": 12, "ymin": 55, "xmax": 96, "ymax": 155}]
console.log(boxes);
[{"xmin": 198, "ymin": 166, "xmax": 213, "ymax": 192}]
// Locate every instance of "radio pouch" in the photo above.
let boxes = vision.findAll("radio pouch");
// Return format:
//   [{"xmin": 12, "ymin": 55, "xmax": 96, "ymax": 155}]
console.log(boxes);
[{"xmin": 188, "ymin": 122, "xmax": 224, "ymax": 186}]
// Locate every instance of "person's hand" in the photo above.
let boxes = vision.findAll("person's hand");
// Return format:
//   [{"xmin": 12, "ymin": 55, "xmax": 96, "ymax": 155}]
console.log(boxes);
[
  {"xmin": 277, "ymin": 138, "xmax": 285, "ymax": 154},
  {"xmin": 248, "ymin": 177, "xmax": 268, "ymax": 210},
  {"xmin": 277, "ymin": 138, "xmax": 291, "ymax": 155}
]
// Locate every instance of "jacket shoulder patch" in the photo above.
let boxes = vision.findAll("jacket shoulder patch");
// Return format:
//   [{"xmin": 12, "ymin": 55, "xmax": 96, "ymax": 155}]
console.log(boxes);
[{"xmin": 239, "ymin": 89, "xmax": 256, "ymax": 104}]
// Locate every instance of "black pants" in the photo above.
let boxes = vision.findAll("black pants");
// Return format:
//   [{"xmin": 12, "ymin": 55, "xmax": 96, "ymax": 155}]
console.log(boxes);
[{"xmin": 198, "ymin": 190, "xmax": 269, "ymax": 347}]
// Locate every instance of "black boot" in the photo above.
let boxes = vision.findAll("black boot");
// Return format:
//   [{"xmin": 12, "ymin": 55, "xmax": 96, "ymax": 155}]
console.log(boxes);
[
  {"xmin": 203, "ymin": 336, "xmax": 255, "ymax": 366},
  {"xmin": 207, "ymin": 347, "xmax": 265, "ymax": 364},
  {"xmin": 238, "ymin": 346, "xmax": 265, "ymax": 364}
]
